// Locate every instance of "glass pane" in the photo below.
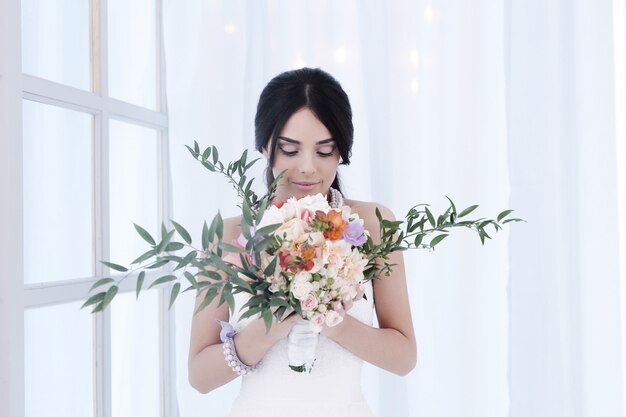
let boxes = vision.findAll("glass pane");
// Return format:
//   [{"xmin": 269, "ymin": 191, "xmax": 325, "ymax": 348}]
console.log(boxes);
[
  {"xmin": 108, "ymin": 0, "xmax": 158, "ymax": 109},
  {"xmin": 109, "ymin": 119, "xmax": 159, "ymax": 266},
  {"xmin": 111, "ymin": 290, "xmax": 160, "ymax": 417},
  {"xmin": 23, "ymin": 100, "xmax": 93, "ymax": 284},
  {"xmin": 24, "ymin": 301, "xmax": 94, "ymax": 417},
  {"xmin": 21, "ymin": 0, "xmax": 91, "ymax": 90}
]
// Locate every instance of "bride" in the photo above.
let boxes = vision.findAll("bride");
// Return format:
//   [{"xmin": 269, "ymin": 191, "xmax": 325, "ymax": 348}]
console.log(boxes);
[{"xmin": 188, "ymin": 67, "xmax": 416, "ymax": 417}]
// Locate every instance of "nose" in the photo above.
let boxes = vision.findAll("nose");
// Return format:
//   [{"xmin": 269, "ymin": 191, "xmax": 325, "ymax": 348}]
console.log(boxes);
[{"xmin": 298, "ymin": 152, "xmax": 317, "ymax": 175}]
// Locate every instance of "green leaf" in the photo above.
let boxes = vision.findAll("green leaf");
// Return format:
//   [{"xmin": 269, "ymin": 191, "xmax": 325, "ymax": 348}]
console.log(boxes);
[
  {"xmin": 497, "ymin": 209, "xmax": 514, "ymax": 222},
  {"xmin": 242, "ymin": 199, "xmax": 253, "ymax": 227},
  {"xmin": 169, "ymin": 282, "xmax": 181, "ymax": 309},
  {"xmin": 219, "ymin": 242, "xmax": 244, "ymax": 253},
  {"xmin": 430, "ymin": 234, "xmax": 448, "ymax": 247},
  {"xmin": 216, "ymin": 212, "xmax": 224, "ymax": 241},
  {"xmin": 459, "ymin": 205, "xmax": 479, "ymax": 218},
  {"xmin": 245, "ymin": 158, "xmax": 261, "ymax": 170},
  {"xmin": 194, "ymin": 140, "xmax": 200, "ymax": 155},
  {"xmin": 263, "ymin": 256, "xmax": 278, "ymax": 276},
  {"xmin": 269, "ymin": 297, "xmax": 289, "ymax": 307},
  {"xmin": 183, "ymin": 271, "xmax": 198, "ymax": 289},
  {"xmin": 255, "ymin": 223, "xmax": 281, "ymax": 237},
  {"xmin": 253, "ymin": 236, "xmax": 274, "ymax": 253},
  {"xmin": 131, "ymin": 249, "xmax": 156, "ymax": 265},
  {"xmin": 101, "ymin": 285, "xmax": 119, "ymax": 310},
  {"xmin": 202, "ymin": 220, "xmax": 209, "ymax": 250},
  {"xmin": 375, "ymin": 207, "xmax": 383, "ymax": 223},
  {"xmin": 228, "ymin": 273, "xmax": 253, "ymax": 294},
  {"xmin": 381, "ymin": 219, "xmax": 403, "ymax": 229},
  {"xmin": 197, "ymin": 269, "xmax": 222, "ymax": 281},
  {"xmin": 414, "ymin": 234, "xmax": 425, "ymax": 247},
  {"xmin": 133, "ymin": 223, "xmax": 156, "ymax": 246},
  {"xmin": 208, "ymin": 213, "xmax": 221, "ymax": 245},
  {"xmin": 136, "ymin": 271, "xmax": 145, "ymax": 298},
  {"xmin": 170, "ymin": 219, "xmax": 192, "ymax": 244},
  {"xmin": 239, "ymin": 149, "xmax": 248, "ymax": 166},
  {"xmin": 175, "ymin": 250, "xmax": 198, "ymax": 271},
  {"xmin": 165, "ymin": 242, "xmax": 185, "ymax": 252},
  {"xmin": 148, "ymin": 274, "xmax": 177, "ymax": 289},
  {"xmin": 89, "ymin": 277, "xmax": 115, "ymax": 292},
  {"xmin": 100, "ymin": 261, "xmax": 128, "ymax": 272},
  {"xmin": 82, "ymin": 291, "xmax": 106, "ymax": 309},
  {"xmin": 147, "ymin": 259, "xmax": 169, "ymax": 269},
  {"xmin": 156, "ymin": 230, "xmax": 175, "ymax": 253},
  {"xmin": 212, "ymin": 145, "xmax": 219, "ymax": 165},
  {"xmin": 262, "ymin": 309, "xmax": 273, "ymax": 332},
  {"xmin": 202, "ymin": 146, "xmax": 211, "ymax": 161},
  {"xmin": 445, "ymin": 196, "xmax": 457, "ymax": 215},
  {"xmin": 161, "ymin": 221, "xmax": 168, "ymax": 240},
  {"xmin": 202, "ymin": 161, "xmax": 215, "ymax": 172},
  {"xmin": 197, "ymin": 286, "xmax": 219, "ymax": 313},
  {"xmin": 425, "ymin": 207, "xmax": 436, "ymax": 228},
  {"xmin": 503, "ymin": 218, "xmax": 524, "ymax": 224},
  {"xmin": 223, "ymin": 289, "xmax": 235, "ymax": 314}
]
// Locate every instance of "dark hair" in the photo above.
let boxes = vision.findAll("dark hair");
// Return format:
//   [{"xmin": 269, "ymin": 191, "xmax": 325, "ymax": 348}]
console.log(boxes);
[{"xmin": 254, "ymin": 67, "xmax": 354, "ymax": 194}]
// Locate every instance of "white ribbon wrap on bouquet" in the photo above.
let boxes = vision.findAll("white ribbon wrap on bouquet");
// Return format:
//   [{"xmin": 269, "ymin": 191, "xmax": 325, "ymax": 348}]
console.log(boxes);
[{"xmin": 287, "ymin": 318, "xmax": 320, "ymax": 372}]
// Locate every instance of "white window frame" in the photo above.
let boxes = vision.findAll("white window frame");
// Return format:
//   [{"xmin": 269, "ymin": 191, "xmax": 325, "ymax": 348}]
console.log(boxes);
[
  {"xmin": 0, "ymin": 1, "xmax": 177, "ymax": 416},
  {"xmin": 615, "ymin": 0, "xmax": 626, "ymax": 414}
]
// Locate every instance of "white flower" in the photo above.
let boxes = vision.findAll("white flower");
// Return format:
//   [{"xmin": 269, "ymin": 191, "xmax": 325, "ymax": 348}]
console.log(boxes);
[
  {"xmin": 279, "ymin": 200, "xmax": 298, "ymax": 221},
  {"xmin": 339, "ymin": 248, "xmax": 368, "ymax": 285},
  {"xmin": 269, "ymin": 273, "xmax": 286, "ymax": 293},
  {"xmin": 307, "ymin": 231, "xmax": 326, "ymax": 246},
  {"xmin": 321, "ymin": 239, "xmax": 352, "ymax": 267},
  {"xmin": 292, "ymin": 271, "xmax": 312, "ymax": 284},
  {"xmin": 291, "ymin": 193, "xmax": 330, "ymax": 214},
  {"xmin": 275, "ymin": 217, "xmax": 305, "ymax": 243},
  {"xmin": 257, "ymin": 205, "xmax": 284, "ymax": 229},
  {"xmin": 290, "ymin": 281, "xmax": 313, "ymax": 300}
]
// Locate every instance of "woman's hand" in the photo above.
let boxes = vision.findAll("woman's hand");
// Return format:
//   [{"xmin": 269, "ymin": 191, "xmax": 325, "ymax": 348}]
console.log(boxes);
[
  {"xmin": 231, "ymin": 306, "xmax": 300, "ymax": 366},
  {"xmin": 264, "ymin": 306, "xmax": 301, "ymax": 341}
]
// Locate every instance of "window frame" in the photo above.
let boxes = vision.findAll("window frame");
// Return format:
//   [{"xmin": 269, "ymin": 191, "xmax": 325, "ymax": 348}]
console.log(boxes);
[{"xmin": 1, "ymin": 0, "xmax": 176, "ymax": 416}]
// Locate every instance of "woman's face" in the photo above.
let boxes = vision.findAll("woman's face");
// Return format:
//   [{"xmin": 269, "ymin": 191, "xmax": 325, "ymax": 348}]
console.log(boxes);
[{"xmin": 266, "ymin": 107, "xmax": 341, "ymax": 200}]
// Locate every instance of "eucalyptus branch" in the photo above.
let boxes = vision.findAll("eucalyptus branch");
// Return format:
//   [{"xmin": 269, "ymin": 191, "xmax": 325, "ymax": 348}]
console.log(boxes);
[{"xmin": 85, "ymin": 143, "xmax": 524, "ymax": 325}]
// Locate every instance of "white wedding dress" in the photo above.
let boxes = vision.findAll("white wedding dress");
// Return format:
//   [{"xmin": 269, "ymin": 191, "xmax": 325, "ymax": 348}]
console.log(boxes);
[{"xmin": 227, "ymin": 280, "xmax": 376, "ymax": 417}]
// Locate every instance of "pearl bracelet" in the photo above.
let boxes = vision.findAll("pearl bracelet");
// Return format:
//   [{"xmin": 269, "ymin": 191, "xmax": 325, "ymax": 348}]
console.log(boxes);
[{"xmin": 218, "ymin": 320, "xmax": 261, "ymax": 376}]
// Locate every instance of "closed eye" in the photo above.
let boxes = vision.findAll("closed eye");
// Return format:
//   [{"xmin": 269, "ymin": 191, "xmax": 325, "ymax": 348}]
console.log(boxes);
[
  {"xmin": 317, "ymin": 145, "xmax": 336, "ymax": 157},
  {"xmin": 278, "ymin": 145, "xmax": 298, "ymax": 156}
]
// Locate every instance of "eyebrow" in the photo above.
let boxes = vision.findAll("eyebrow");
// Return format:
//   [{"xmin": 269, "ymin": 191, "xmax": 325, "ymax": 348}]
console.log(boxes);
[{"xmin": 277, "ymin": 136, "xmax": 335, "ymax": 145}]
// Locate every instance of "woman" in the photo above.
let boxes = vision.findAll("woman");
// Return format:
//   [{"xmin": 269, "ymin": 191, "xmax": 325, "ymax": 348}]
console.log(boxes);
[{"xmin": 188, "ymin": 68, "xmax": 416, "ymax": 417}]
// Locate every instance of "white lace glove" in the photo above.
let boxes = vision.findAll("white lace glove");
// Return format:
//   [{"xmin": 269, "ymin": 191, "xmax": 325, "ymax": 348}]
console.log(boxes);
[{"xmin": 287, "ymin": 318, "xmax": 320, "ymax": 373}]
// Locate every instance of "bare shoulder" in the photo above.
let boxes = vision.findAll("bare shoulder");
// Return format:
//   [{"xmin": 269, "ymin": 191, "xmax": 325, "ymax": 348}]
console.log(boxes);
[{"xmin": 343, "ymin": 198, "xmax": 397, "ymax": 222}]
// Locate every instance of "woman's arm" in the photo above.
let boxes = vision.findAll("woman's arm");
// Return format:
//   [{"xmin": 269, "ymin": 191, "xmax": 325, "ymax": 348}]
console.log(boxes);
[
  {"xmin": 188, "ymin": 216, "xmax": 299, "ymax": 393},
  {"xmin": 322, "ymin": 203, "xmax": 417, "ymax": 375}
]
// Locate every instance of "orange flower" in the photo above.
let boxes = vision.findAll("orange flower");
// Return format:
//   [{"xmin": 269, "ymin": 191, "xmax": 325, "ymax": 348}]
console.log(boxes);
[{"xmin": 316, "ymin": 210, "xmax": 347, "ymax": 240}]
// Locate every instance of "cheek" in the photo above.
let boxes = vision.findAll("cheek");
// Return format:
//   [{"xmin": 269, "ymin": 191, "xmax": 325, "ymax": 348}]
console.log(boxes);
[{"xmin": 271, "ymin": 154, "xmax": 292, "ymax": 176}]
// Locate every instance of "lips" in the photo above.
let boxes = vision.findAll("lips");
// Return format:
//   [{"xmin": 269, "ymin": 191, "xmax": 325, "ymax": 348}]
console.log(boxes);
[{"xmin": 292, "ymin": 181, "xmax": 320, "ymax": 191}]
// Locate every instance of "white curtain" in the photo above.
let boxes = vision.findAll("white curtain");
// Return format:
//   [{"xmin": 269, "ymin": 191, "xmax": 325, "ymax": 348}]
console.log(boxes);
[{"xmin": 163, "ymin": 1, "xmax": 625, "ymax": 416}]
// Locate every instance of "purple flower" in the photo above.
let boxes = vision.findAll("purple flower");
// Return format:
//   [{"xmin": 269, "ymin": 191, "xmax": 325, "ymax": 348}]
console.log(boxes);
[{"xmin": 343, "ymin": 221, "xmax": 367, "ymax": 246}]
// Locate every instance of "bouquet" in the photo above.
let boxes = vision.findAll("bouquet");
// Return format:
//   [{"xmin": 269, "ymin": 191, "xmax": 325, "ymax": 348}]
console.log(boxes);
[{"xmin": 84, "ymin": 142, "xmax": 524, "ymax": 372}]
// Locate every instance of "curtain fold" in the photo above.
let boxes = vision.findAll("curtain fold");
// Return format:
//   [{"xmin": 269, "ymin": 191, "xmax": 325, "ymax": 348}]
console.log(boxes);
[
  {"xmin": 505, "ymin": 1, "xmax": 623, "ymax": 416},
  {"xmin": 163, "ymin": 1, "xmax": 624, "ymax": 415}
]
